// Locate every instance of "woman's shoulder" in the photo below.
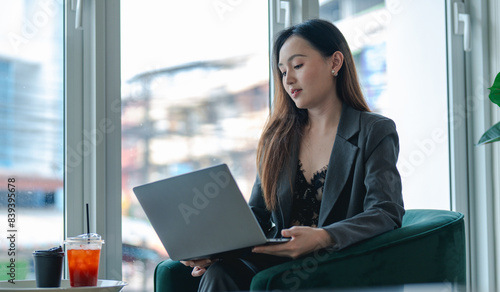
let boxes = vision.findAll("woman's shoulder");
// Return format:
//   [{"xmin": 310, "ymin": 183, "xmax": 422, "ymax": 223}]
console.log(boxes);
[
  {"xmin": 344, "ymin": 107, "xmax": 399, "ymax": 152},
  {"xmin": 360, "ymin": 115, "xmax": 399, "ymax": 152},
  {"xmin": 338, "ymin": 104, "xmax": 398, "ymax": 141},
  {"xmin": 343, "ymin": 103, "xmax": 395, "ymax": 125},
  {"xmin": 359, "ymin": 110, "xmax": 396, "ymax": 129},
  {"xmin": 344, "ymin": 106, "xmax": 397, "ymax": 137}
]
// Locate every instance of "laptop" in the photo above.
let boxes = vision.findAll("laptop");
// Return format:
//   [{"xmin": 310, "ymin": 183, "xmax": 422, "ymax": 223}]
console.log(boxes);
[{"xmin": 133, "ymin": 164, "xmax": 289, "ymax": 261}]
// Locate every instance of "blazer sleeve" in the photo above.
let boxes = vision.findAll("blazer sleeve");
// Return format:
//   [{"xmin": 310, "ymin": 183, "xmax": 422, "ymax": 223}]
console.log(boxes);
[{"xmin": 323, "ymin": 118, "xmax": 405, "ymax": 250}]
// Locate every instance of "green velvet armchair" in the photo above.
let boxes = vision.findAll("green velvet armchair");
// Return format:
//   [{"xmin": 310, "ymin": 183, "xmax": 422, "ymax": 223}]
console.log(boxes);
[{"xmin": 154, "ymin": 209, "xmax": 465, "ymax": 291}]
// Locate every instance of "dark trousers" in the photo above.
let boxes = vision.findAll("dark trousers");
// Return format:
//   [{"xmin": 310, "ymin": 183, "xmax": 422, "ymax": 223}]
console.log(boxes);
[{"xmin": 198, "ymin": 252, "xmax": 290, "ymax": 292}]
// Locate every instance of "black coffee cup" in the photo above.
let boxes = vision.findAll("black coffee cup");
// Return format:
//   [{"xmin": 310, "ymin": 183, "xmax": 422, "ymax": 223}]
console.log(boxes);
[{"xmin": 32, "ymin": 246, "xmax": 64, "ymax": 288}]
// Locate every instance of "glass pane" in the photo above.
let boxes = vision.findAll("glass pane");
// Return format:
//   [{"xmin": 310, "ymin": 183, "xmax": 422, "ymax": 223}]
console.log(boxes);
[
  {"xmin": 320, "ymin": 0, "xmax": 450, "ymax": 209},
  {"xmin": 121, "ymin": 1, "xmax": 269, "ymax": 290},
  {"xmin": 0, "ymin": 0, "xmax": 64, "ymax": 282}
]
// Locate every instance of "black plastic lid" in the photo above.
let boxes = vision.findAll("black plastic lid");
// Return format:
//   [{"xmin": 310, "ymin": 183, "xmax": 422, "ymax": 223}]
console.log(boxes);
[{"xmin": 33, "ymin": 246, "xmax": 64, "ymax": 256}]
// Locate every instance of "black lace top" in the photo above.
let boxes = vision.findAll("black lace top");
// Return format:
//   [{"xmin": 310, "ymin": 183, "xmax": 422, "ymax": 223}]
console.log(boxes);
[{"xmin": 289, "ymin": 160, "xmax": 328, "ymax": 228}]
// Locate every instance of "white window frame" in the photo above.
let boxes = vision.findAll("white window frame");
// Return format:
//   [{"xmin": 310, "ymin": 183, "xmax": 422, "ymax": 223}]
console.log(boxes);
[
  {"xmin": 460, "ymin": 1, "xmax": 499, "ymax": 291},
  {"xmin": 65, "ymin": 0, "xmax": 122, "ymax": 279},
  {"xmin": 489, "ymin": 3, "xmax": 500, "ymax": 291},
  {"xmin": 447, "ymin": 0, "xmax": 471, "ymax": 290}
]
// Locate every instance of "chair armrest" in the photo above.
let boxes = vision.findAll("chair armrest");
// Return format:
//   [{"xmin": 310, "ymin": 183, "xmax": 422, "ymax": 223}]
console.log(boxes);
[
  {"xmin": 154, "ymin": 259, "xmax": 200, "ymax": 292},
  {"xmin": 250, "ymin": 210, "xmax": 465, "ymax": 290}
]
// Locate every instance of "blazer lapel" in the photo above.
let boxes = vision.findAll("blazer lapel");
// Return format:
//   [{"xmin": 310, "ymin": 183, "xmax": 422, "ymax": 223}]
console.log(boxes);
[{"xmin": 318, "ymin": 104, "xmax": 360, "ymax": 227}]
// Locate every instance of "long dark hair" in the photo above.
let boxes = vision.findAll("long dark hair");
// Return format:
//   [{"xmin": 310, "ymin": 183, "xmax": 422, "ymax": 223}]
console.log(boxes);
[{"xmin": 257, "ymin": 19, "xmax": 369, "ymax": 210}]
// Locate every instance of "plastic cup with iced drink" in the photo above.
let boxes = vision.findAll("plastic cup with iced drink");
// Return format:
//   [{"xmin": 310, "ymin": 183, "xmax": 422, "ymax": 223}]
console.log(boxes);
[{"xmin": 64, "ymin": 233, "xmax": 104, "ymax": 287}]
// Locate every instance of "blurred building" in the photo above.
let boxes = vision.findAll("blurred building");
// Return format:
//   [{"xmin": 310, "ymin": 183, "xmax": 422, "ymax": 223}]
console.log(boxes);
[
  {"xmin": 0, "ymin": 0, "xmax": 64, "ymax": 208},
  {"xmin": 120, "ymin": 55, "xmax": 270, "ymax": 290},
  {"xmin": 121, "ymin": 55, "xmax": 269, "ymax": 220}
]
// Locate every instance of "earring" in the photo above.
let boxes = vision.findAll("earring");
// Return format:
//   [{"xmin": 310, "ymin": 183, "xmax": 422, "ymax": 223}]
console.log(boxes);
[{"xmin": 331, "ymin": 70, "xmax": 338, "ymax": 77}]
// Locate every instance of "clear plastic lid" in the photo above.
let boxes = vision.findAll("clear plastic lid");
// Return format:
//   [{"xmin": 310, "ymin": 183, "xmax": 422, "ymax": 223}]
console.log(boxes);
[{"xmin": 65, "ymin": 233, "xmax": 105, "ymax": 244}]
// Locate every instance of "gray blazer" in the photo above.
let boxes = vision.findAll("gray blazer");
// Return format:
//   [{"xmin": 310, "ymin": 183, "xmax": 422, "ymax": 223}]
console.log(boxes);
[{"xmin": 249, "ymin": 104, "xmax": 405, "ymax": 251}]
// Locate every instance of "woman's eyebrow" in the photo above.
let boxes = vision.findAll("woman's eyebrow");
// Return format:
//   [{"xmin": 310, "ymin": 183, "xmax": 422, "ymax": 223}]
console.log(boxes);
[{"xmin": 278, "ymin": 54, "xmax": 307, "ymax": 67}]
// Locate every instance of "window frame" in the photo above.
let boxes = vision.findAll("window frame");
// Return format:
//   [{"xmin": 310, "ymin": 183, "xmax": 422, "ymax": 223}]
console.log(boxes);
[
  {"xmin": 65, "ymin": 0, "xmax": 122, "ymax": 279},
  {"xmin": 489, "ymin": 2, "xmax": 500, "ymax": 291},
  {"xmin": 461, "ymin": 0, "xmax": 499, "ymax": 291},
  {"xmin": 446, "ymin": 0, "xmax": 471, "ymax": 289}
]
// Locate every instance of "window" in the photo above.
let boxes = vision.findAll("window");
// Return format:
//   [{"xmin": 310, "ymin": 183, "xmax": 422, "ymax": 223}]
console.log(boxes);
[
  {"xmin": 319, "ymin": 0, "xmax": 451, "ymax": 210},
  {"xmin": 120, "ymin": 1, "xmax": 269, "ymax": 290},
  {"xmin": 0, "ymin": 0, "xmax": 494, "ymax": 291},
  {"xmin": 0, "ymin": 0, "xmax": 64, "ymax": 281}
]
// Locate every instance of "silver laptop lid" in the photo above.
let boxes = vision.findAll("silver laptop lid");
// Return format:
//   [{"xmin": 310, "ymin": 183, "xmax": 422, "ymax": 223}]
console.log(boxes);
[{"xmin": 133, "ymin": 164, "xmax": 268, "ymax": 261}]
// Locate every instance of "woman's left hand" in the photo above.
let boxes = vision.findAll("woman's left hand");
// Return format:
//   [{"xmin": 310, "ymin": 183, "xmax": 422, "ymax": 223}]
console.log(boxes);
[{"xmin": 252, "ymin": 226, "xmax": 332, "ymax": 259}]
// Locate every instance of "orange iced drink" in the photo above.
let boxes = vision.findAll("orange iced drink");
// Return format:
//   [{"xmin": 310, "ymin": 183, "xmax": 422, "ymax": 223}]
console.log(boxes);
[
  {"xmin": 64, "ymin": 233, "xmax": 104, "ymax": 287},
  {"xmin": 67, "ymin": 249, "xmax": 101, "ymax": 287}
]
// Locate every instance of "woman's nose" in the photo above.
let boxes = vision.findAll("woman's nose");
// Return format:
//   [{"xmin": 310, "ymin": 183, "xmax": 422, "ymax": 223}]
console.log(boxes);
[{"xmin": 285, "ymin": 72, "xmax": 295, "ymax": 84}]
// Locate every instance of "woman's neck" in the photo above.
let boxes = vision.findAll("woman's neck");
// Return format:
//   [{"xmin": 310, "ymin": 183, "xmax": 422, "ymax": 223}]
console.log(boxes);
[{"xmin": 306, "ymin": 96, "xmax": 342, "ymax": 135}]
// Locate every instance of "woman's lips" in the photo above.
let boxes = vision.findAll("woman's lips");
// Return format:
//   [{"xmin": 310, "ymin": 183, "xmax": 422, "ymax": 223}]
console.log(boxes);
[{"xmin": 291, "ymin": 89, "xmax": 302, "ymax": 98}]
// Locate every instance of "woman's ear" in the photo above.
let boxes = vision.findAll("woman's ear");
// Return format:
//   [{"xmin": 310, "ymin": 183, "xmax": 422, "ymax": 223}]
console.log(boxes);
[{"xmin": 331, "ymin": 51, "xmax": 344, "ymax": 75}]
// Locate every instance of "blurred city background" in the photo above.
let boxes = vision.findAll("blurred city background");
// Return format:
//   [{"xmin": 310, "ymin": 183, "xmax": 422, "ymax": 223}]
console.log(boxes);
[{"xmin": 0, "ymin": 0, "xmax": 449, "ymax": 291}]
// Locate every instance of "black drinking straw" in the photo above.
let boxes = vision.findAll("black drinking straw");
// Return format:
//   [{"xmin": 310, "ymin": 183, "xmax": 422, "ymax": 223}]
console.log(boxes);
[{"xmin": 86, "ymin": 203, "xmax": 90, "ymax": 238}]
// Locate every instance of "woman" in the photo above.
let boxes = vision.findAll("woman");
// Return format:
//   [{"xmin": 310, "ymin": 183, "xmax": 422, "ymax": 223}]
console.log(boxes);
[{"xmin": 182, "ymin": 18, "xmax": 405, "ymax": 291}]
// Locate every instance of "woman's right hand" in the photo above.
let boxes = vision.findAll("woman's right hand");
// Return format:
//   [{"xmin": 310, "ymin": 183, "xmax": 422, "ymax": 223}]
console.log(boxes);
[{"xmin": 180, "ymin": 258, "xmax": 216, "ymax": 277}]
